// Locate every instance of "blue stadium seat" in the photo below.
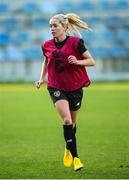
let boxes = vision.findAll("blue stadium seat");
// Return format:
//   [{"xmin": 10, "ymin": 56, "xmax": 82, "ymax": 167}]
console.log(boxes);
[
  {"xmin": 90, "ymin": 47, "xmax": 110, "ymax": 58},
  {"xmin": 78, "ymin": 1, "xmax": 96, "ymax": 10},
  {"xmin": 41, "ymin": 1, "xmax": 57, "ymax": 14},
  {"xmin": 32, "ymin": 18, "xmax": 48, "ymax": 28},
  {"xmin": 13, "ymin": 33, "xmax": 30, "ymax": 44},
  {"xmin": 58, "ymin": 2, "xmax": 76, "ymax": 12},
  {"xmin": 21, "ymin": 3, "xmax": 40, "ymax": 14},
  {"xmin": 125, "ymin": 18, "xmax": 129, "ymax": 26},
  {"xmin": 87, "ymin": 17, "xmax": 100, "ymax": 26},
  {"xmin": 2, "ymin": 18, "xmax": 18, "ymax": 30},
  {"xmin": 24, "ymin": 47, "xmax": 42, "ymax": 60},
  {"xmin": 7, "ymin": 46, "xmax": 24, "ymax": 60},
  {"xmin": 119, "ymin": 17, "xmax": 129, "ymax": 27},
  {"xmin": 114, "ymin": 0, "xmax": 129, "ymax": 9},
  {"xmin": 0, "ymin": 50, "xmax": 6, "ymax": 61},
  {"xmin": 117, "ymin": 29, "xmax": 129, "ymax": 41},
  {"xmin": 99, "ymin": 1, "xmax": 114, "ymax": 10},
  {"xmin": 106, "ymin": 17, "xmax": 122, "ymax": 28},
  {"xmin": 100, "ymin": 30, "xmax": 114, "ymax": 41},
  {"xmin": 82, "ymin": 32, "xmax": 96, "ymax": 43},
  {"xmin": 111, "ymin": 45, "xmax": 127, "ymax": 58},
  {"xmin": 0, "ymin": 33, "xmax": 12, "ymax": 45},
  {"xmin": 0, "ymin": 3, "xmax": 9, "ymax": 13}
]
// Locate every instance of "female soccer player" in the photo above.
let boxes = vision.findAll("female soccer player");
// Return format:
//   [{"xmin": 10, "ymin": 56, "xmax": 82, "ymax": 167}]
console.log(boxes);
[{"xmin": 36, "ymin": 13, "xmax": 95, "ymax": 171}]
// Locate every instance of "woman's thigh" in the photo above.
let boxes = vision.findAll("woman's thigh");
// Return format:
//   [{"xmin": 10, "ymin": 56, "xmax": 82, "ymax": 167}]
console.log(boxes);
[{"xmin": 55, "ymin": 99, "xmax": 72, "ymax": 125}]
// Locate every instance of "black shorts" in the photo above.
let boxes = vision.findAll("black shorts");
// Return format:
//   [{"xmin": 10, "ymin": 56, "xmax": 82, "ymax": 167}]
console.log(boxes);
[{"xmin": 48, "ymin": 87, "xmax": 83, "ymax": 111}]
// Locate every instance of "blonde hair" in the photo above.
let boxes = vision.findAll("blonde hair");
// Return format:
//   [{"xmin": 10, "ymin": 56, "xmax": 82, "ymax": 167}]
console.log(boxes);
[{"xmin": 51, "ymin": 13, "xmax": 91, "ymax": 37}]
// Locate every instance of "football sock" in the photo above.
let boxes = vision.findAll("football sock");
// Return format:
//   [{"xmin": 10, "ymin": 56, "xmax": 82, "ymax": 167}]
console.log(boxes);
[
  {"xmin": 63, "ymin": 124, "xmax": 78, "ymax": 158},
  {"xmin": 73, "ymin": 124, "xmax": 76, "ymax": 134},
  {"xmin": 72, "ymin": 124, "xmax": 78, "ymax": 157},
  {"xmin": 66, "ymin": 124, "xmax": 77, "ymax": 149}
]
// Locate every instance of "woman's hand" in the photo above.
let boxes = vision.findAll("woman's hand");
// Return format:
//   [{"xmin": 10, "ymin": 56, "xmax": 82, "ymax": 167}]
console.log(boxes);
[
  {"xmin": 68, "ymin": 55, "xmax": 78, "ymax": 65},
  {"xmin": 35, "ymin": 80, "xmax": 43, "ymax": 89},
  {"xmin": 68, "ymin": 51, "xmax": 95, "ymax": 67}
]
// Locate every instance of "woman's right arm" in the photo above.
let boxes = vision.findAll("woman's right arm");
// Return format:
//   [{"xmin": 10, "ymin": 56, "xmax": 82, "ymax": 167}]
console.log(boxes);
[{"xmin": 36, "ymin": 57, "xmax": 48, "ymax": 88}]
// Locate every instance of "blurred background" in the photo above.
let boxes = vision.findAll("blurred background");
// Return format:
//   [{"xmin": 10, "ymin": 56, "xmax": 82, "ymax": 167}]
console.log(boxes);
[{"xmin": 0, "ymin": 0, "xmax": 129, "ymax": 82}]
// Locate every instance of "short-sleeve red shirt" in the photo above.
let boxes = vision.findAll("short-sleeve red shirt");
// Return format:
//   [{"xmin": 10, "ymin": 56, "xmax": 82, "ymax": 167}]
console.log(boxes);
[{"xmin": 41, "ymin": 36, "xmax": 90, "ymax": 92}]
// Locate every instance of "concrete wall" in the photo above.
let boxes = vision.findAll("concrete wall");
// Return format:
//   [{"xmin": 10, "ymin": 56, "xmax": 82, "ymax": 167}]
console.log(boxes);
[
  {"xmin": 0, "ymin": 60, "xmax": 42, "ymax": 82},
  {"xmin": 0, "ymin": 59, "xmax": 129, "ymax": 82}
]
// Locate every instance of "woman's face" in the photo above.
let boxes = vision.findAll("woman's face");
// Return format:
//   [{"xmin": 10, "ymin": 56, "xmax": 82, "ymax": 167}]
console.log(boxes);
[{"xmin": 49, "ymin": 18, "xmax": 66, "ymax": 38}]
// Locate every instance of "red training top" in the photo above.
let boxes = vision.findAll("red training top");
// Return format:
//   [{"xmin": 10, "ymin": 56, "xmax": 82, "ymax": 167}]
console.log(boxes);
[{"xmin": 41, "ymin": 36, "xmax": 90, "ymax": 92}]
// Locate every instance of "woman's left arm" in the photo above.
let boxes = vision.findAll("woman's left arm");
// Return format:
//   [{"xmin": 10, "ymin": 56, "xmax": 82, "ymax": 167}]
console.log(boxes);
[{"xmin": 68, "ymin": 51, "xmax": 95, "ymax": 67}]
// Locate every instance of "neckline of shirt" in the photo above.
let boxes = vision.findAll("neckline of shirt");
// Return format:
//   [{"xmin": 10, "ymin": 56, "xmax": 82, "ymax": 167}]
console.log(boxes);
[{"xmin": 53, "ymin": 36, "xmax": 69, "ymax": 49}]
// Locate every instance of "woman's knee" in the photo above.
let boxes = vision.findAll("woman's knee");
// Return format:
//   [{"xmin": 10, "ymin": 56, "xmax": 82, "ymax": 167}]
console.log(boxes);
[{"xmin": 63, "ymin": 117, "xmax": 72, "ymax": 125}]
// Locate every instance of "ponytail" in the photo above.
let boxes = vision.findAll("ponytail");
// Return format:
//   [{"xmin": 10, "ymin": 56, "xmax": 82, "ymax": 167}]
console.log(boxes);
[
  {"xmin": 66, "ymin": 13, "xmax": 91, "ymax": 37},
  {"xmin": 51, "ymin": 13, "xmax": 91, "ymax": 37}
]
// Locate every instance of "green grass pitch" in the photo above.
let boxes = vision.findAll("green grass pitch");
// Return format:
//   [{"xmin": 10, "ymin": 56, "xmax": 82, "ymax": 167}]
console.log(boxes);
[{"xmin": 0, "ymin": 82, "xmax": 129, "ymax": 179}]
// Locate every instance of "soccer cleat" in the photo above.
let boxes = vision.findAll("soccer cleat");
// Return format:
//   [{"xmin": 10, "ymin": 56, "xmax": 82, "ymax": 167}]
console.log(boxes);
[
  {"xmin": 63, "ymin": 149, "xmax": 73, "ymax": 167},
  {"xmin": 73, "ymin": 157, "xmax": 84, "ymax": 171}
]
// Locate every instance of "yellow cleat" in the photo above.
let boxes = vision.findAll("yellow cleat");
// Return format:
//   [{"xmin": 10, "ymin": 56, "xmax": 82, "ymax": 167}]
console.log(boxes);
[
  {"xmin": 73, "ymin": 157, "xmax": 84, "ymax": 171},
  {"xmin": 63, "ymin": 149, "xmax": 73, "ymax": 167}
]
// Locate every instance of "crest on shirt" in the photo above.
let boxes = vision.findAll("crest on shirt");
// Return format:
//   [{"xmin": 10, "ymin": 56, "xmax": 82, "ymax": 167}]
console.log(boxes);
[{"xmin": 54, "ymin": 90, "xmax": 60, "ymax": 97}]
